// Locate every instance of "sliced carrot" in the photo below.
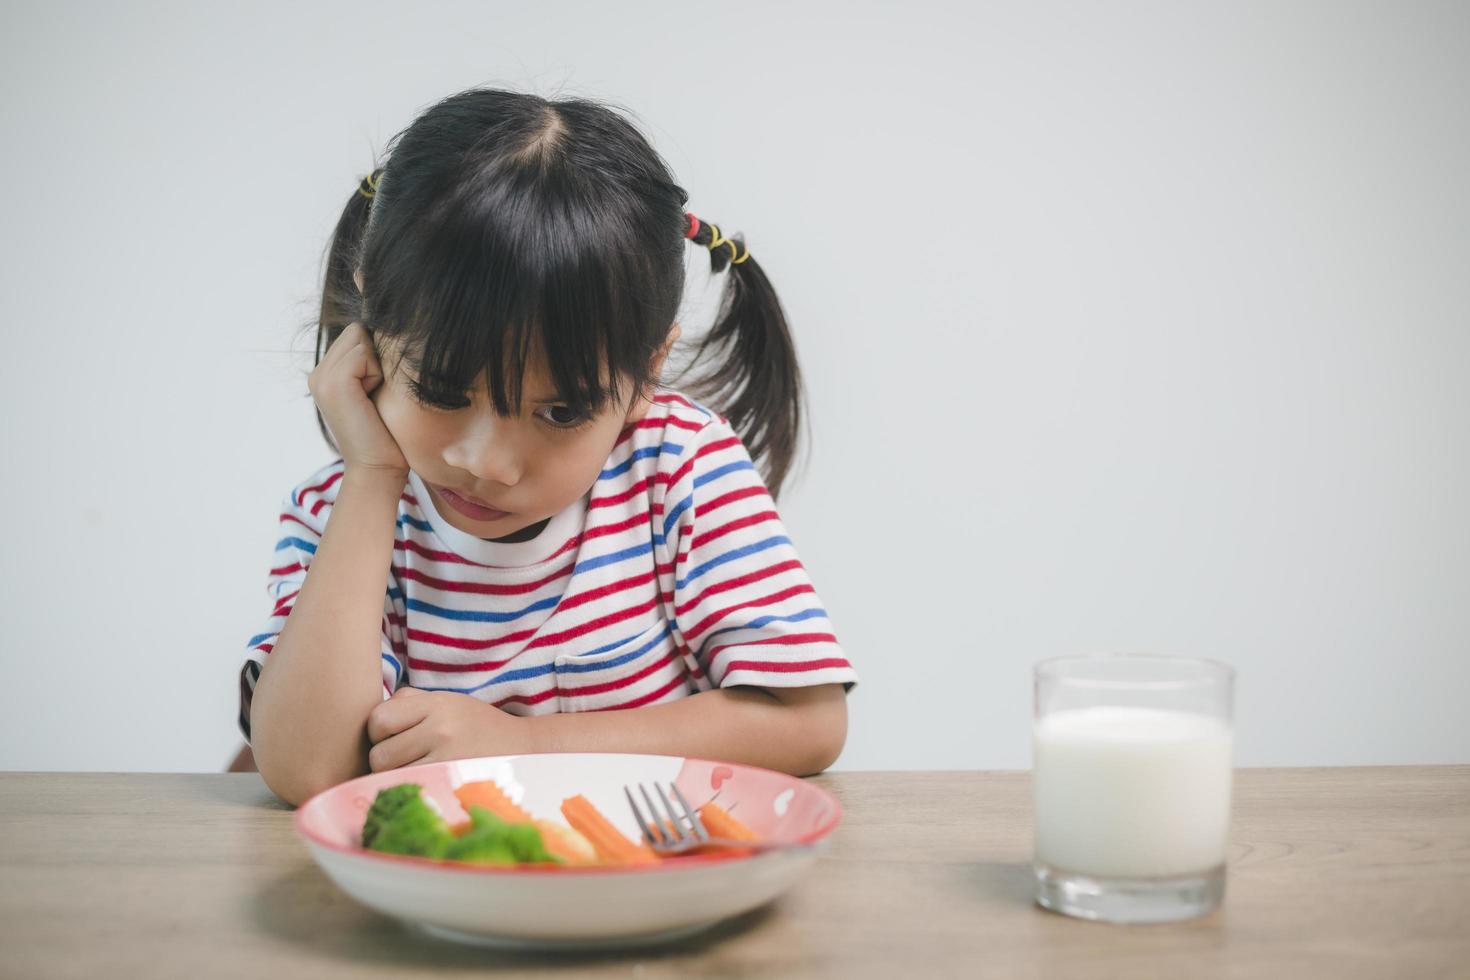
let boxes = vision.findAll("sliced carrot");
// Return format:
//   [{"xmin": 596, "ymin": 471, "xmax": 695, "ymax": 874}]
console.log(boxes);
[
  {"xmin": 454, "ymin": 780, "xmax": 533, "ymax": 824},
  {"xmin": 561, "ymin": 794, "xmax": 659, "ymax": 865},
  {"xmin": 698, "ymin": 802, "xmax": 758, "ymax": 841}
]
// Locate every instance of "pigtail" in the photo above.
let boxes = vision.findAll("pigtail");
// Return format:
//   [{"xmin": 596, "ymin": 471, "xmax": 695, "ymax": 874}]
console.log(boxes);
[
  {"xmin": 307, "ymin": 167, "xmax": 382, "ymax": 455},
  {"xmin": 676, "ymin": 215, "xmax": 806, "ymax": 502}
]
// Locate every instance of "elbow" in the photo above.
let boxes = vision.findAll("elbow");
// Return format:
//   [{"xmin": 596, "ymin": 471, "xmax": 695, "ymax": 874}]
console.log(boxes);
[
  {"xmin": 251, "ymin": 718, "xmax": 364, "ymax": 808},
  {"xmin": 256, "ymin": 749, "xmax": 356, "ymax": 808},
  {"xmin": 794, "ymin": 694, "xmax": 848, "ymax": 777}
]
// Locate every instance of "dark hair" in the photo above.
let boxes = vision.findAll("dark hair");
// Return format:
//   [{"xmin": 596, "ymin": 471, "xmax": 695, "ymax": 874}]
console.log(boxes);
[{"xmin": 306, "ymin": 87, "xmax": 807, "ymax": 499}]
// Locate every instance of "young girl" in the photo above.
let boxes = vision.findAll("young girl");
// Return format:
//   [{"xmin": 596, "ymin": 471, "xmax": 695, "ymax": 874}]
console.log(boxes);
[{"xmin": 240, "ymin": 87, "xmax": 858, "ymax": 806}]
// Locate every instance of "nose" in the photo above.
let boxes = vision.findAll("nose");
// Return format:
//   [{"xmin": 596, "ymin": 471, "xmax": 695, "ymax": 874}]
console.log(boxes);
[{"xmin": 442, "ymin": 414, "xmax": 524, "ymax": 488}]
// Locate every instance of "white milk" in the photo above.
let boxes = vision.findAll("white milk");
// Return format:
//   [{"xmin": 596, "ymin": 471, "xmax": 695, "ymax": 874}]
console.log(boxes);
[{"xmin": 1033, "ymin": 706, "xmax": 1233, "ymax": 879}]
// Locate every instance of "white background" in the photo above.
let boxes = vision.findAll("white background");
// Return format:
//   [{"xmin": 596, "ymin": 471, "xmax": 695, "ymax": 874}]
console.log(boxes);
[{"xmin": 2, "ymin": 1, "xmax": 1466, "ymax": 773}]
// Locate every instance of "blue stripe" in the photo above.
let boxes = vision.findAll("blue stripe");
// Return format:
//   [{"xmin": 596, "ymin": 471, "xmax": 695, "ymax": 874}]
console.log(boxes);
[
  {"xmin": 382, "ymin": 653, "xmax": 402, "ymax": 683},
  {"xmin": 275, "ymin": 536, "xmax": 317, "ymax": 554},
  {"xmin": 599, "ymin": 442, "xmax": 684, "ymax": 481},
  {"xmin": 676, "ymin": 535, "xmax": 791, "ymax": 590},
  {"xmin": 414, "ymin": 623, "xmax": 676, "ymax": 695},
  {"xmin": 700, "ymin": 607, "xmax": 828, "ymax": 644},
  {"xmin": 694, "ymin": 459, "xmax": 755, "ymax": 490},
  {"xmin": 398, "ymin": 514, "xmax": 433, "ymax": 533},
  {"xmin": 557, "ymin": 623, "xmax": 672, "ymax": 674},
  {"xmin": 245, "ymin": 632, "xmax": 274, "ymax": 648},
  {"xmin": 661, "ymin": 494, "xmax": 693, "ymax": 538},
  {"xmin": 661, "ymin": 460, "xmax": 759, "ymax": 537},
  {"xmin": 407, "ymin": 594, "xmax": 560, "ymax": 623},
  {"xmin": 416, "ymin": 660, "xmax": 557, "ymax": 695},
  {"xmin": 570, "ymin": 540, "xmax": 652, "ymax": 577},
  {"xmin": 388, "ymin": 586, "xmax": 403, "ymax": 601}
]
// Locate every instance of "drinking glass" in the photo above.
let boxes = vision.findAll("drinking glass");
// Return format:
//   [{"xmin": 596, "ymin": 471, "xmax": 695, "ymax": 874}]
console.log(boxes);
[{"xmin": 1032, "ymin": 653, "xmax": 1235, "ymax": 923}]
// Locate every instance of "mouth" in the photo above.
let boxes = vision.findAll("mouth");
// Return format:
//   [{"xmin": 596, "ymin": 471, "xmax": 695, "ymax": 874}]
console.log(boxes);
[{"xmin": 434, "ymin": 485, "xmax": 512, "ymax": 521}]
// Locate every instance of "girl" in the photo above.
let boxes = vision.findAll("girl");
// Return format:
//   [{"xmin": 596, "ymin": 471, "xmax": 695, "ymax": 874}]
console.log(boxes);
[{"xmin": 240, "ymin": 87, "xmax": 858, "ymax": 807}]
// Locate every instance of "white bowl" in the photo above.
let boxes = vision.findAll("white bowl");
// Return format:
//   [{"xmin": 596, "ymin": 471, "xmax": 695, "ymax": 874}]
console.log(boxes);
[{"xmin": 294, "ymin": 753, "xmax": 842, "ymax": 949}]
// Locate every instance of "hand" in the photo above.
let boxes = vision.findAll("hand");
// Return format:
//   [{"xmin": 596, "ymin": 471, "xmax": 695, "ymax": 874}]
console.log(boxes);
[
  {"xmin": 365, "ymin": 687, "xmax": 536, "ymax": 771},
  {"xmin": 307, "ymin": 321, "xmax": 410, "ymax": 475}
]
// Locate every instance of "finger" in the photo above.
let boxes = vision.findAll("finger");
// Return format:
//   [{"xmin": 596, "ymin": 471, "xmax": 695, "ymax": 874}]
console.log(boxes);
[
  {"xmin": 322, "ymin": 323, "xmax": 365, "ymax": 366},
  {"xmin": 391, "ymin": 685, "xmax": 426, "ymax": 699},
  {"xmin": 366, "ymin": 693, "xmax": 432, "ymax": 744},
  {"xmin": 367, "ymin": 726, "xmax": 433, "ymax": 773}
]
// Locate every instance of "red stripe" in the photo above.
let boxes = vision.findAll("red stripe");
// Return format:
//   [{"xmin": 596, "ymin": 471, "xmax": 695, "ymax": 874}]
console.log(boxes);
[
  {"xmin": 279, "ymin": 512, "xmax": 321, "ymax": 536},
  {"xmin": 681, "ymin": 583, "xmax": 816, "ymax": 645},
  {"xmin": 555, "ymin": 571, "xmax": 656, "ymax": 613},
  {"xmin": 269, "ymin": 560, "xmax": 306, "ymax": 578},
  {"xmin": 525, "ymin": 597, "xmax": 659, "ymax": 650},
  {"xmin": 720, "ymin": 657, "xmax": 852, "ymax": 675},
  {"xmin": 676, "ymin": 634, "xmax": 707, "ymax": 679},
  {"xmin": 706, "ymin": 632, "xmax": 840, "ymax": 670},
  {"xmin": 393, "ymin": 538, "xmax": 477, "ymax": 565},
  {"xmin": 398, "ymin": 560, "xmax": 574, "ymax": 596},
  {"xmin": 408, "ymin": 628, "xmax": 535, "ymax": 652},
  {"xmin": 581, "ymin": 511, "xmax": 650, "ymax": 542},
  {"xmin": 614, "ymin": 414, "xmax": 706, "ymax": 448},
  {"xmin": 493, "ymin": 688, "xmax": 558, "ymax": 709},
  {"xmin": 559, "ymin": 651, "xmax": 677, "ymax": 698},
  {"xmin": 674, "ymin": 559, "xmax": 804, "ymax": 617},
  {"xmin": 652, "ymin": 392, "xmax": 708, "ymax": 414},
  {"xmin": 665, "ymin": 435, "xmax": 741, "ymax": 492},
  {"xmin": 689, "ymin": 510, "xmax": 779, "ymax": 552},
  {"xmin": 296, "ymin": 467, "xmax": 343, "ymax": 507},
  {"xmin": 589, "ymin": 474, "xmax": 676, "ymax": 509},
  {"xmin": 589, "ymin": 672, "xmax": 689, "ymax": 712},
  {"xmin": 697, "ymin": 485, "xmax": 768, "ymax": 522}
]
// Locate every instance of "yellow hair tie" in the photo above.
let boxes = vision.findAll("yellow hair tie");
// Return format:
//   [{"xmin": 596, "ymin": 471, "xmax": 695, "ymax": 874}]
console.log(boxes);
[
  {"xmin": 705, "ymin": 222, "xmax": 750, "ymax": 265},
  {"xmin": 358, "ymin": 170, "xmax": 380, "ymax": 201}
]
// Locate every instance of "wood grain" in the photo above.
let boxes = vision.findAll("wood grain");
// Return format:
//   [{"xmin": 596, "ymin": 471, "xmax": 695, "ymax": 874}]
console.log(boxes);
[{"xmin": 1, "ymin": 767, "xmax": 1466, "ymax": 979}]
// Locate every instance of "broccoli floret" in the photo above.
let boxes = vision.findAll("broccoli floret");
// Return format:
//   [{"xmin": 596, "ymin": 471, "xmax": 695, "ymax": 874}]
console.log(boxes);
[
  {"xmin": 360, "ymin": 783, "xmax": 454, "ymax": 858},
  {"xmin": 442, "ymin": 805, "xmax": 561, "ymax": 865}
]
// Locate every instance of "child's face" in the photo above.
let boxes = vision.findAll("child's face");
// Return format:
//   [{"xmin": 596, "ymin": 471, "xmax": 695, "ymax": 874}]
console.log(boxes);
[{"xmin": 370, "ymin": 333, "xmax": 669, "ymax": 541}]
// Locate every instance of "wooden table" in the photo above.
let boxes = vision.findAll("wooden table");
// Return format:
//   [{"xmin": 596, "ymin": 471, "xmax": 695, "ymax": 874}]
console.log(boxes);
[{"xmin": 2, "ymin": 767, "xmax": 1467, "ymax": 979}]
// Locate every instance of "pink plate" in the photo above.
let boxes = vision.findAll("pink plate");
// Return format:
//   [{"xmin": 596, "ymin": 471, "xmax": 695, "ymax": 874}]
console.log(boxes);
[{"xmin": 294, "ymin": 753, "xmax": 841, "ymax": 948}]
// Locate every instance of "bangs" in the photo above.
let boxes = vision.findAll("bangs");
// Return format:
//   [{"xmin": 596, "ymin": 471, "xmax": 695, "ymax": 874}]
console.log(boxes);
[{"xmin": 374, "ymin": 163, "xmax": 677, "ymax": 418}]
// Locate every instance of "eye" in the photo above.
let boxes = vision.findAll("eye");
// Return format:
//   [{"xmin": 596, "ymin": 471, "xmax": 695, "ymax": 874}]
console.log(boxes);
[
  {"xmin": 537, "ymin": 405, "xmax": 594, "ymax": 430},
  {"xmin": 407, "ymin": 378, "xmax": 470, "ymax": 411}
]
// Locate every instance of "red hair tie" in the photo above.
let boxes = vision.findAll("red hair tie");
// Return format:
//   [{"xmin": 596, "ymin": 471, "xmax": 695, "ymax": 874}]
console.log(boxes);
[{"xmin": 684, "ymin": 212, "xmax": 700, "ymax": 240}]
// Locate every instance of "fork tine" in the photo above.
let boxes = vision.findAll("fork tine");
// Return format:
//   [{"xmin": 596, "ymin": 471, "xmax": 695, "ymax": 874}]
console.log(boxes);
[
  {"xmin": 637, "ymin": 783, "xmax": 670, "ymax": 844},
  {"xmin": 670, "ymin": 784, "xmax": 709, "ymax": 842},
  {"xmin": 623, "ymin": 785, "xmax": 661, "ymax": 846},
  {"xmin": 653, "ymin": 783, "xmax": 692, "ymax": 845}
]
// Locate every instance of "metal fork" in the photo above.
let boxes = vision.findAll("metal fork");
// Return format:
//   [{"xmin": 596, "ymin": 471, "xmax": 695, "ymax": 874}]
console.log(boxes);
[{"xmin": 623, "ymin": 781, "xmax": 781, "ymax": 856}]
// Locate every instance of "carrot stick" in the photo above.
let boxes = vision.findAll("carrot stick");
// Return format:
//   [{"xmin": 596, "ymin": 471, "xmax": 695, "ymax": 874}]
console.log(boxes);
[
  {"xmin": 454, "ymin": 780, "xmax": 533, "ymax": 824},
  {"xmin": 561, "ymin": 795, "xmax": 659, "ymax": 865},
  {"xmin": 698, "ymin": 802, "xmax": 758, "ymax": 841}
]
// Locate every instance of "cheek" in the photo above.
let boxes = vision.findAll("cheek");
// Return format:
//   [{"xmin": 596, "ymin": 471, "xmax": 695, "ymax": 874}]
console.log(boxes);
[{"xmin": 374, "ymin": 389, "xmax": 438, "ymax": 452}]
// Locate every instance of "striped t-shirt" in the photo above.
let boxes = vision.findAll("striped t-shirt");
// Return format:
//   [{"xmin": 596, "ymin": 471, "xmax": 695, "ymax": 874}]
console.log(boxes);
[{"xmin": 238, "ymin": 388, "xmax": 858, "ymax": 743}]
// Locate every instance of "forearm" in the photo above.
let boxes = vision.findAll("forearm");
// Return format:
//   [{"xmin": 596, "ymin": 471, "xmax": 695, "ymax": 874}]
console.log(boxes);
[
  {"xmin": 250, "ymin": 466, "xmax": 405, "ymax": 805},
  {"xmin": 524, "ymin": 684, "xmax": 848, "ymax": 777}
]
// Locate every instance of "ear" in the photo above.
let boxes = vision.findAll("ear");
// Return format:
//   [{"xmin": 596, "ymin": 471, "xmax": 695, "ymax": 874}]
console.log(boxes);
[{"xmin": 623, "ymin": 322, "xmax": 682, "ymax": 425}]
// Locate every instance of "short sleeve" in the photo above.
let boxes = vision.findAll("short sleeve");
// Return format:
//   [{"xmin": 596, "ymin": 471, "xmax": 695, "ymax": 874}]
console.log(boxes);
[
  {"xmin": 237, "ymin": 467, "xmax": 404, "ymax": 745},
  {"xmin": 656, "ymin": 415, "xmax": 858, "ymax": 692}
]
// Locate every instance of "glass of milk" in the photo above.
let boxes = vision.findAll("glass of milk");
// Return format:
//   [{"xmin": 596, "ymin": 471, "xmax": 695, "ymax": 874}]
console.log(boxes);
[{"xmin": 1032, "ymin": 653, "xmax": 1235, "ymax": 923}]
